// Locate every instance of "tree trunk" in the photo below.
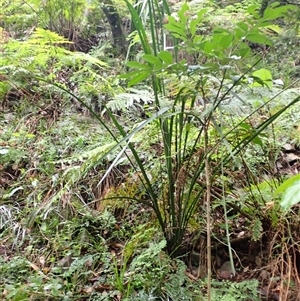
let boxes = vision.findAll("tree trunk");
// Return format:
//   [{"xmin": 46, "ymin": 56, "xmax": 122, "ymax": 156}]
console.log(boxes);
[{"xmin": 101, "ymin": 0, "xmax": 127, "ymax": 56}]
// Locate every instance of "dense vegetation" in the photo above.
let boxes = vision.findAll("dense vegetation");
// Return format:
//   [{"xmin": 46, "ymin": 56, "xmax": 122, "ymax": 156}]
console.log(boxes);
[{"xmin": 1, "ymin": 0, "xmax": 300, "ymax": 300}]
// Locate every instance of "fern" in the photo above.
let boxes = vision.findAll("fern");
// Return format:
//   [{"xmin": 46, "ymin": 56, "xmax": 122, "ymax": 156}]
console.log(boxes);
[
  {"xmin": 1, "ymin": 28, "xmax": 107, "ymax": 89},
  {"xmin": 211, "ymin": 279, "xmax": 260, "ymax": 301},
  {"xmin": 52, "ymin": 142, "xmax": 116, "ymax": 165},
  {"xmin": 106, "ymin": 88, "xmax": 155, "ymax": 112},
  {"xmin": 62, "ymin": 254, "xmax": 98, "ymax": 278},
  {"xmin": 251, "ymin": 217, "xmax": 263, "ymax": 242},
  {"xmin": 61, "ymin": 142, "xmax": 117, "ymax": 183},
  {"xmin": 29, "ymin": 28, "xmax": 72, "ymax": 45}
]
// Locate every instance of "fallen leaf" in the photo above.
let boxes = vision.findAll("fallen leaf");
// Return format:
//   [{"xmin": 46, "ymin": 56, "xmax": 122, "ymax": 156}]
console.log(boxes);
[
  {"xmin": 282, "ymin": 143, "xmax": 294, "ymax": 151},
  {"xmin": 94, "ymin": 284, "xmax": 111, "ymax": 292},
  {"xmin": 285, "ymin": 153, "xmax": 300, "ymax": 162},
  {"xmin": 29, "ymin": 262, "xmax": 40, "ymax": 271}
]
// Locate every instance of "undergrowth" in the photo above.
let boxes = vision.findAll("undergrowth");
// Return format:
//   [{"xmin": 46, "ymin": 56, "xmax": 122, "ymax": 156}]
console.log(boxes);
[{"xmin": 1, "ymin": 0, "xmax": 300, "ymax": 300}]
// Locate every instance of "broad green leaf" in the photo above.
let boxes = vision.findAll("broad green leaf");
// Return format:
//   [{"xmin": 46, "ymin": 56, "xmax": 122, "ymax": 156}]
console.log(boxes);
[
  {"xmin": 190, "ymin": 19, "xmax": 198, "ymax": 37},
  {"xmin": 250, "ymin": 77, "xmax": 272, "ymax": 89},
  {"xmin": 247, "ymin": 4, "xmax": 260, "ymax": 19},
  {"xmin": 239, "ymin": 123, "xmax": 251, "ymax": 130},
  {"xmin": 251, "ymin": 69, "xmax": 273, "ymax": 88},
  {"xmin": 219, "ymin": 34, "xmax": 233, "ymax": 49},
  {"xmin": 257, "ymin": 20, "xmax": 272, "ymax": 28},
  {"xmin": 190, "ymin": 9, "xmax": 208, "ymax": 36},
  {"xmin": 263, "ymin": 4, "xmax": 295, "ymax": 21},
  {"xmin": 119, "ymin": 70, "xmax": 140, "ymax": 79},
  {"xmin": 213, "ymin": 50, "xmax": 224, "ymax": 59},
  {"xmin": 164, "ymin": 22, "xmax": 187, "ymax": 40},
  {"xmin": 236, "ymin": 123, "xmax": 264, "ymax": 146},
  {"xmin": 203, "ymin": 62, "xmax": 218, "ymax": 71},
  {"xmin": 251, "ymin": 135, "xmax": 263, "ymax": 146},
  {"xmin": 142, "ymin": 54, "xmax": 162, "ymax": 66},
  {"xmin": 246, "ymin": 31, "xmax": 273, "ymax": 46},
  {"xmin": 158, "ymin": 51, "xmax": 173, "ymax": 64},
  {"xmin": 238, "ymin": 43, "xmax": 250, "ymax": 57},
  {"xmin": 279, "ymin": 180, "xmax": 300, "ymax": 211},
  {"xmin": 197, "ymin": 8, "xmax": 208, "ymax": 19},
  {"xmin": 177, "ymin": 2, "xmax": 189, "ymax": 23},
  {"xmin": 202, "ymin": 41, "xmax": 213, "ymax": 54},
  {"xmin": 213, "ymin": 28, "xmax": 230, "ymax": 35},
  {"xmin": 236, "ymin": 22, "xmax": 248, "ymax": 33},
  {"xmin": 128, "ymin": 71, "xmax": 149, "ymax": 86},
  {"xmin": 234, "ymin": 28, "xmax": 245, "ymax": 39},
  {"xmin": 166, "ymin": 15, "xmax": 176, "ymax": 24},
  {"xmin": 252, "ymin": 68, "xmax": 272, "ymax": 82},
  {"xmin": 193, "ymin": 35, "xmax": 204, "ymax": 44},
  {"xmin": 126, "ymin": 61, "xmax": 151, "ymax": 70},
  {"xmin": 275, "ymin": 174, "xmax": 300, "ymax": 194}
]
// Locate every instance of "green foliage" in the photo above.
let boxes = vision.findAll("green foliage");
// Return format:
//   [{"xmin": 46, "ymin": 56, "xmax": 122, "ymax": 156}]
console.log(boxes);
[
  {"xmin": 0, "ymin": 253, "xmax": 104, "ymax": 300},
  {"xmin": 232, "ymin": 177, "xmax": 282, "ymax": 230},
  {"xmin": 1, "ymin": 0, "xmax": 40, "ymax": 35},
  {"xmin": 0, "ymin": 27, "xmax": 108, "ymax": 112},
  {"xmin": 2, "ymin": 28, "xmax": 70, "ymax": 69},
  {"xmin": 112, "ymin": 238, "xmax": 168, "ymax": 296},
  {"xmin": 211, "ymin": 279, "xmax": 260, "ymax": 301},
  {"xmin": 36, "ymin": 0, "xmax": 300, "ymax": 262},
  {"xmin": 111, "ymin": 232, "xmax": 197, "ymax": 300},
  {"xmin": 116, "ymin": 0, "xmax": 300, "ymax": 259},
  {"xmin": 0, "ymin": 131, "xmax": 35, "ymax": 167},
  {"xmin": 1, "ymin": 0, "xmax": 104, "ymax": 41},
  {"xmin": 0, "ymin": 208, "xmax": 114, "ymax": 299},
  {"xmin": 1, "ymin": 0, "xmax": 300, "ymax": 299},
  {"xmin": 251, "ymin": 217, "xmax": 264, "ymax": 241},
  {"xmin": 222, "ymin": 0, "xmax": 261, "ymax": 14},
  {"xmin": 264, "ymin": 27, "xmax": 300, "ymax": 82},
  {"xmin": 161, "ymin": 259, "xmax": 194, "ymax": 300},
  {"xmin": 275, "ymin": 174, "xmax": 300, "ymax": 211},
  {"xmin": 106, "ymin": 87, "xmax": 155, "ymax": 112}
]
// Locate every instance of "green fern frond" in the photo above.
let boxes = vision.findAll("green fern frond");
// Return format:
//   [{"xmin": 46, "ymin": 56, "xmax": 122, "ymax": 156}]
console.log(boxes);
[
  {"xmin": 1, "ymin": 28, "xmax": 107, "ymax": 78},
  {"xmin": 107, "ymin": 88, "xmax": 155, "ymax": 112},
  {"xmin": 69, "ymin": 51, "xmax": 108, "ymax": 68},
  {"xmin": 29, "ymin": 28, "xmax": 71, "ymax": 45},
  {"xmin": 52, "ymin": 142, "xmax": 115, "ymax": 165},
  {"xmin": 251, "ymin": 217, "xmax": 263, "ymax": 241},
  {"xmin": 56, "ymin": 142, "xmax": 117, "ymax": 185}
]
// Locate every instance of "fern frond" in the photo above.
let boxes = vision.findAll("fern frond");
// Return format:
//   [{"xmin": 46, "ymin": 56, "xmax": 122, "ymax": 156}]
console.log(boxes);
[
  {"xmin": 52, "ymin": 142, "xmax": 115, "ymax": 165},
  {"xmin": 29, "ymin": 28, "xmax": 71, "ymax": 45},
  {"xmin": 1, "ymin": 28, "xmax": 107, "ymax": 77},
  {"xmin": 107, "ymin": 87, "xmax": 155, "ymax": 112}
]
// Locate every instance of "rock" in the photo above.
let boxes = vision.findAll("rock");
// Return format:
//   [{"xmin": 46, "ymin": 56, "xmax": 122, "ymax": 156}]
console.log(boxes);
[{"xmin": 218, "ymin": 261, "xmax": 235, "ymax": 279}]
